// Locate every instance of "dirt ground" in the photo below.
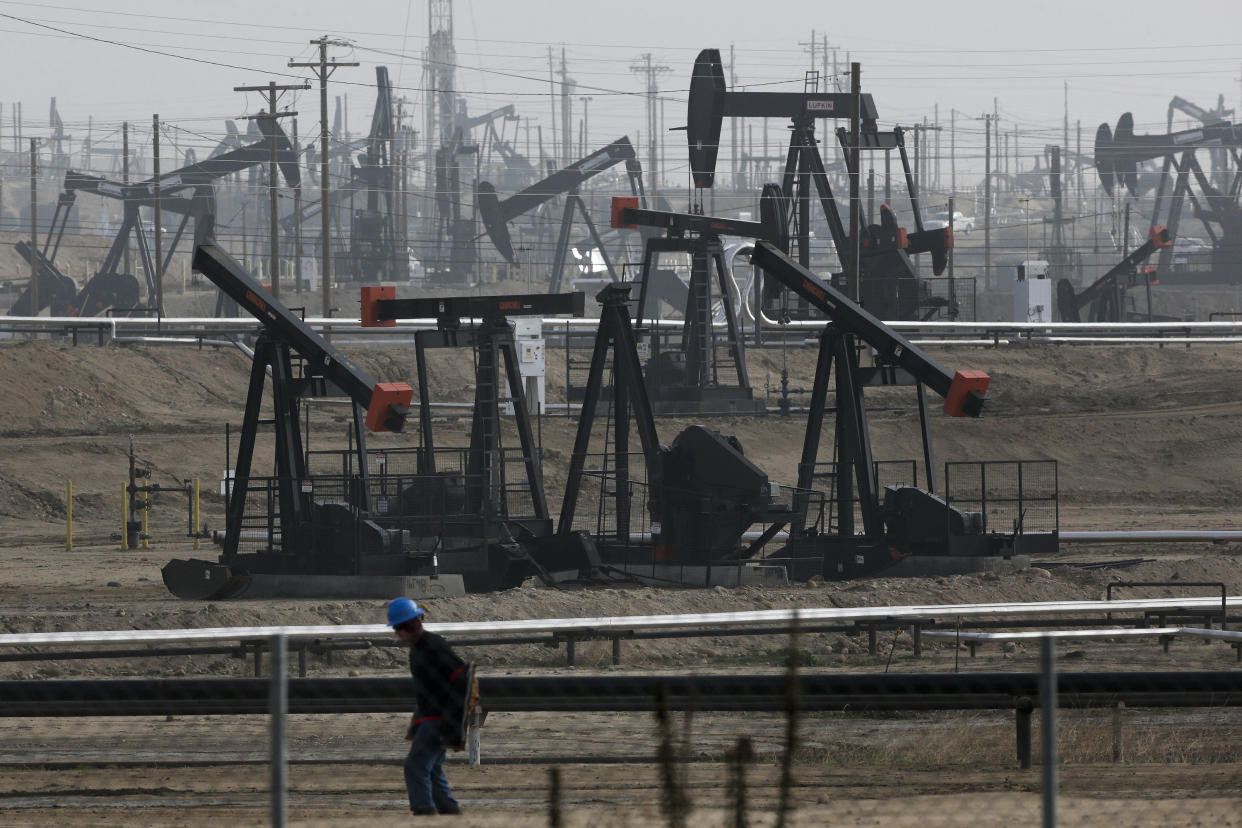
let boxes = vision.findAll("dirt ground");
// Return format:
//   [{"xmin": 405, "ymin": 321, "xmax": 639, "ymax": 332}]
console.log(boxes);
[{"xmin": 1, "ymin": 334, "xmax": 1241, "ymax": 824}]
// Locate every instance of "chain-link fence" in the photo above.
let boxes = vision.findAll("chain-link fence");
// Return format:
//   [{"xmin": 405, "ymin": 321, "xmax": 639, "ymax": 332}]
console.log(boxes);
[{"xmin": 2, "ymin": 600, "xmax": 1241, "ymax": 825}]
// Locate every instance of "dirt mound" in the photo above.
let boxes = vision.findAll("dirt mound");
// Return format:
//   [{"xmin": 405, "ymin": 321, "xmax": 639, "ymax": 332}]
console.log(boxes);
[{"xmin": 0, "ymin": 338, "xmax": 1240, "ymax": 540}]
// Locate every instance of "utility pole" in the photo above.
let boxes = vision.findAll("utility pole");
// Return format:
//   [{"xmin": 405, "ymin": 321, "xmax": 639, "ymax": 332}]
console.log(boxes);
[
  {"xmin": 122, "ymin": 122, "xmax": 130, "ymax": 277},
  {"xmin": 1076, "ymin": 120, "xmax": 1083, "ymax": 210},
  {"xmin": 822, "ymin": 33, "xmax": 830, "ymax": 92},
  {"xmin": 290, "ymin": 37, "xmax": 357, "ymax": 317},
  {"xmin": 547, "ymin": 47, "xmax": 558, "ymax": 166},
  {"xmin": 1063, "ymin": 81, "xmax": 1069, "ymax": 174},
  {"xmin": 234, "ymin": 80, "xmax": 309, "ymax": 301},
  {"xmin": 1014, "ymin": 124, "xmax": 1020, "ymax": 191},
  {"xmin": 559, "ymin": 48, "xmax": 574, "ymax": 170},
  {"xmin": 29, "ymin": 137, "xmax": 38, "ymax": 317},
  {"xmin": 950, "ymin": 109, "xmax": 956, "ymax": 195},
  {"xmin": 292, "ymin": 118, "xmax": 303, "ymax": 293},
  {"xmin": 153, "ymin": 114, "xmax": 162, "ymax": 315},
  {"xmin": 729, "ymin": 43, "xmax": 738, "ymax": 192},
  {"xmin": 982, "ymin": 112, "xmax": 993, "ymax": 289},
  {"xmin": 912, "ymin": 123, "xmax": 921, "ymax": 200},
  {"xmin": 578, "ymin": 95, "xmax": 592, "ymax": 158},
  {"xmin": 630, "ymin": 54, "xmax": 670, "ymax": 200},
  {"xmin": 800, "ymin": 29, "xmax": 817, "ymax": 75},
  {"xmin": 847, "ymin": 62, "xmax": 862, "ymax": 303},
  {"xmin": 884, "ymin": 143, "xmax": 891, "ymax": 204},
  {"xmin": 914, "ymin": 119, "xmax": 942, "ymax": 199}
]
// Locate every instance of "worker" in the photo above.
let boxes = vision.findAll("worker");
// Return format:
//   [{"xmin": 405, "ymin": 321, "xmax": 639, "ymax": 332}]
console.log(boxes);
[{"xmin": 389, "ymin": 596, "xmax": 468, "ymax": 816}]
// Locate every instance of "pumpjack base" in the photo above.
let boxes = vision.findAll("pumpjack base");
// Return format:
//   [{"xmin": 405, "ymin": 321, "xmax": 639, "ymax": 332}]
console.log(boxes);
[
  {"xmin": 237, "ymin": 573, "xmax": 465, "ymax": 599},
  {"xmin": 770, "ymin": 539, "xmax": 1033, "ymax": 582},
  {"xmin": 650, "ymin": 398, "xmax": 768, "ymax": 416},
  {"xmin": 584, "ymin": 561, "xmax": 790, "ymax": 588},
  {"xmin": 162, "ymin": 558, "xmax": 465, "ymax": 600}
]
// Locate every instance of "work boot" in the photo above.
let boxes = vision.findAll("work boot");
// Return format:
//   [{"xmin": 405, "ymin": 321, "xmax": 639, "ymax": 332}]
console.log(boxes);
[
  {"xmin": 412, "ymin": 806, "xmax": 438, "ymax": 815},
  {"xmin": 438, "ymin": 804, "xmax": 462, "ymax": 815}
]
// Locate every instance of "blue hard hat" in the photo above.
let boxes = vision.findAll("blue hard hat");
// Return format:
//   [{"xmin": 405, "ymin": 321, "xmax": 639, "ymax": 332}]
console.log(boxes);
[{"xmin": 387, "ymin": 597, "xmax": 425, "ymax": 627}]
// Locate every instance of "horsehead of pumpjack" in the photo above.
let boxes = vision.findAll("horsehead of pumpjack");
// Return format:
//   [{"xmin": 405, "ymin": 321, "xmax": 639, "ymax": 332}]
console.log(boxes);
[{"xmin": 1095, "ymin": 111, "xmax": 1242, "ymax": 197}]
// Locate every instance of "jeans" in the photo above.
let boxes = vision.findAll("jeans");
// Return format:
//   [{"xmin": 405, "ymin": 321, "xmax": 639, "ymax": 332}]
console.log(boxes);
[{"xmin": 404, "ymin": 720, "xmax": 458, "ymax": 813}]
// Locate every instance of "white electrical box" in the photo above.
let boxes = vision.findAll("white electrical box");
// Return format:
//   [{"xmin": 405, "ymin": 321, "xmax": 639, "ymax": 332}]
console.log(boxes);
[
  {"xmin": 506, "ymin": 319, "xmax": 545, "ymax": 414},
  {"xmin": 1014, "ymin": 260, "xmax": 1052, "ymax": 323}
]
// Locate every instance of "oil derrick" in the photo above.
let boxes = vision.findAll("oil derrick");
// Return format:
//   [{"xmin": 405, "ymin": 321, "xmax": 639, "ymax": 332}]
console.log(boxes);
[
  {"xmin": 47, "ymin": 98, "xmax": 70, "ymax": 176},
  {"xmin": 348, "ymin": 66, "xmax": 398, "ymax": 282},
  {"xmin": 423, "ymin": 0, "xmax": 475, "ymax": 284}
]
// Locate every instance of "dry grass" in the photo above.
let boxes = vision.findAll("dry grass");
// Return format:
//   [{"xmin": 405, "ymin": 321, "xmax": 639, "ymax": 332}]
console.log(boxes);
[{"xmin": 790, "ymin": 709, "xmax": 1242, "ymax": 767}]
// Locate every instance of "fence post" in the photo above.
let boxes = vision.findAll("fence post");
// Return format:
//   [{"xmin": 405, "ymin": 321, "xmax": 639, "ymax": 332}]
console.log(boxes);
[
  {"xmin": 120, "ymin": 483, "xmax": 128, "ymax": 550},
  {"xmin": 1111, "ymin": 701, "xmax": 1125, "ymax": 764},
  {"xmin": 270, "ymin": 633, "xmax": 288, "ymax": 827},
  {"xmin": 1040, "ymin": 636, "xmax": 1058, "ymax": 828},
  {"xmin": 65, "ymin": 480, "xmax": 73, "ymax": 551},
  {"xmin": 467, "ymin": 708, "xmax": 483, "ymax": 766},
  {"xmin": 193, "ymin": 478, "xmax": 201, "ymax": 550},
  {"xmin": 1015, "ymin": 696, "xmax": 1033, "ymax": 769}
]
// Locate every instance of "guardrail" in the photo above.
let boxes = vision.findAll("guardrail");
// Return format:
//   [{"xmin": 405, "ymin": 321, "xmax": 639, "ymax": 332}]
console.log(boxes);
[
  {"xmin": 4, "ymin": 597, "xmax": 1240, "ymax": 672},
  {"xmin": 4, "ymin": 315, "xmax": 1242, "ymax": 345},
  {"xmin": 924, "ymin": 626, "xmax": 1242, "ymax": 659},
  {"xmin": 4, "ymin": 596, "xmax": 1241, "ymax": 649}
]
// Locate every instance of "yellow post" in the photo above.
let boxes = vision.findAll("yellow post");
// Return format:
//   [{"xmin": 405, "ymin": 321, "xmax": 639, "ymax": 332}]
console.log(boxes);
[
  {"xmin": 193, "ymin": 478, "xmax": 201, "ymax": 550},
  {"xmin": 141, "ymin": 500, "xmax": 149, "ymax": 549},
  {"xmin": 121, "ymin": 483, "xmax": 129, "ymax": 550},
  {"xmin": 65, "ymin": 480, "xmax": 72, "ymax": 551}
]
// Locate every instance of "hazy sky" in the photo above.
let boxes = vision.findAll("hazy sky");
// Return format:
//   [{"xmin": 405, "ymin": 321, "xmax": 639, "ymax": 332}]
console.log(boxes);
[{"xmin": 2, "ymin": 0, "xmax": 1240, "ymax": 185}]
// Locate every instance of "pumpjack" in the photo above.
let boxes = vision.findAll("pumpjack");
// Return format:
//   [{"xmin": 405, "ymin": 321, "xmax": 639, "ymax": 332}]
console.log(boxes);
[
  {"xmin": 1168, "ymin": 95, "xmax": 1234, "ymax": 190},
  {"xmin": 9, "ymin": 118, "xmax": 299, "ymax": 317},
  {"xmin": 359, "ymin": 287, "xmax": 598, "ymax": 591},
  {"xmin": 162, "ymin": 244, "xmax": 414, "ymax": 599},
  {"xmin": 1056, "ymin": 227, "xmax": 1172, "ymax": 322},
  {"xmin": 750, "ymin": 242, "xmax": 1055, "ymax": 578},
  {"xmin": 685, "ymin": 48, "xmax": 953, "ymax": 320},
  {"xmin": 164, "ymin": 244, "xmax": 593, "ymax": 598},
  {"xmin": 608, "ymin": 186, "xmax": 787, "ymax": 412},
  {"xmin": 1095, "ymin": 111, "xmax": 1242, "ymax": 284},
  {"xmin": 556, "ymin": 283, "xmax": 801, "ymax": 585},
  {"xmin": 476, "ymin": 136, "xmax": 647, "ymax": 291}
]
